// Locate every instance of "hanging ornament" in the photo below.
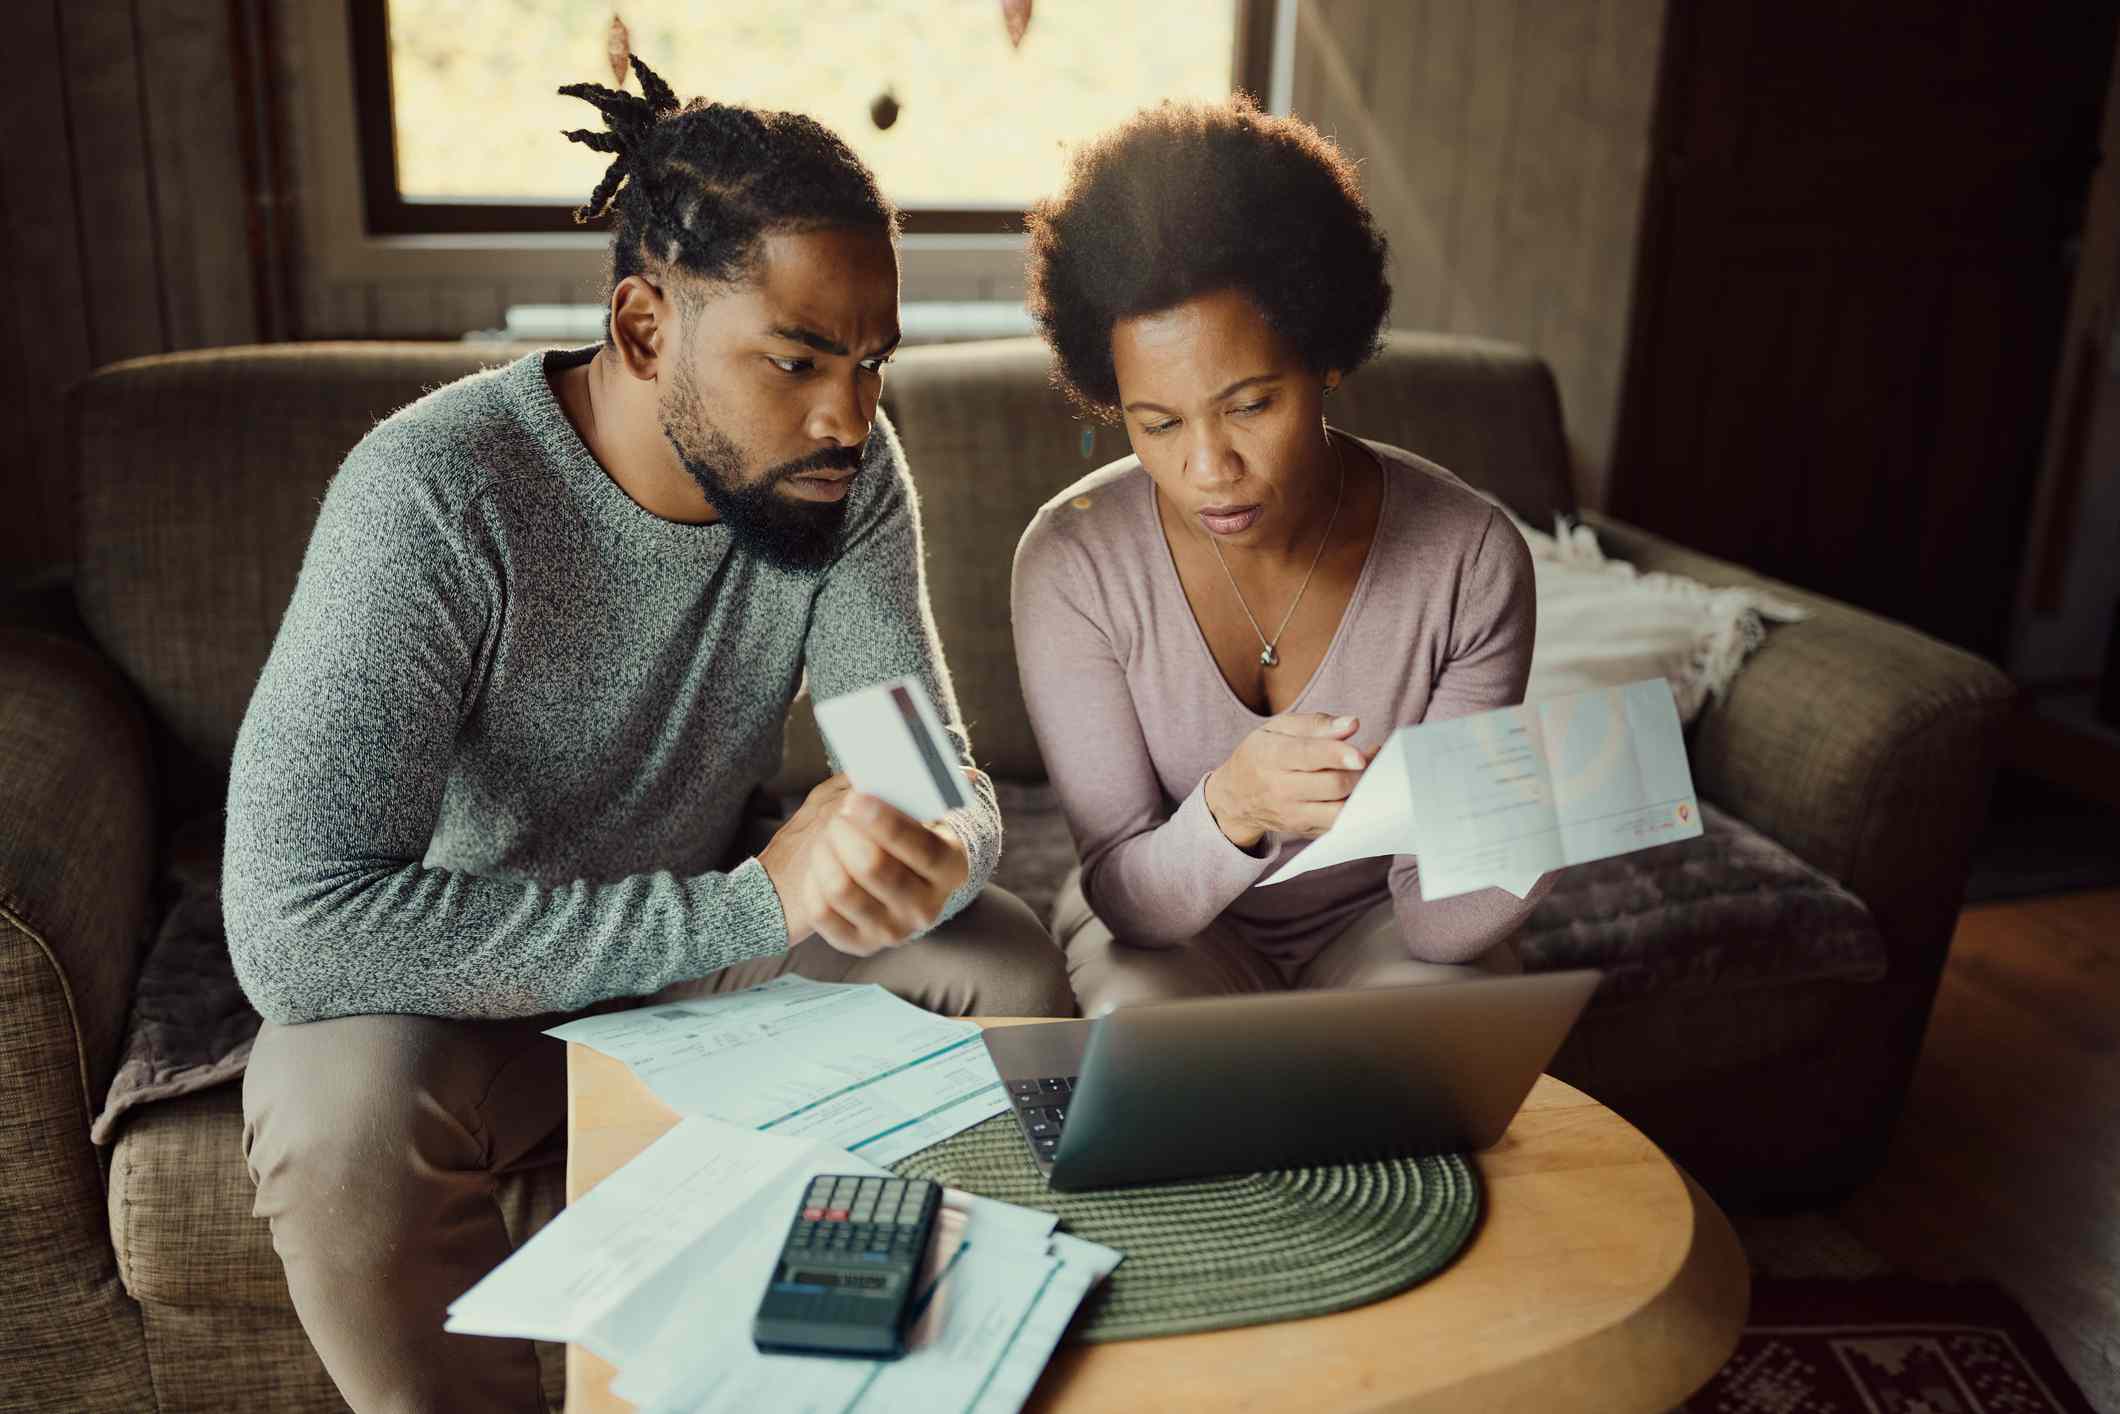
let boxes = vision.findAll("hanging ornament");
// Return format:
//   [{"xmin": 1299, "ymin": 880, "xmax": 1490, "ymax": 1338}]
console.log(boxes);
[
  {"xmin": 870, "ymin": 88, "xmax": 901, "ymax": 131},
  {"xmin": 1001, "ymin": 0, "xmax": 1032, "ymax": 49},
  {"xmin": 606, "ymin": 14, "xmax": 632, "ymax": 87}
]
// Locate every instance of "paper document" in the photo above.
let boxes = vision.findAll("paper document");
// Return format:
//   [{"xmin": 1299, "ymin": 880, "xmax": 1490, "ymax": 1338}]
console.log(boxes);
[
  {"xmin": 445, "ymin": 1116, "xmax": 889, "ymax": 1366},
  {"xmin": 616, "ymin": 1200, "xmax": 1118, "ymax": 1414},
  {"xmin": 1259, "ymin": 679, "xmax": 1703, "ymax": 900},
  {"xmin": 447, "ymin": 1115, "xmax": 1113, "ymax": 1414},
  {"xmin": 547, "ymin": 977, "xmax": 1011, "ymax": 1164}
]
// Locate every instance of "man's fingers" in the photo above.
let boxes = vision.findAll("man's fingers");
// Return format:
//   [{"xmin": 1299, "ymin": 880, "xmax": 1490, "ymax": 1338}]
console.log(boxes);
[
  {"xmin": 815, "ymin": 874, "xmax": 902, "ymax": 954},
  {"xmin": 824, "ymin": 817, "xmax": 931, "ymax": 935},
  {"xmin": 842, "ymin": 794, "xmax": 954, "ymax": 881},
  {"xmin": 807, "ymin": 773, "xmax": 854, "ymax": 806},
  {"xmin": 806, "ymin": 850, "xmax": 883, "ymax": 955},
  {"xmin": 813, "ymin": 905, "xmax": 882, "ymax": 957}
]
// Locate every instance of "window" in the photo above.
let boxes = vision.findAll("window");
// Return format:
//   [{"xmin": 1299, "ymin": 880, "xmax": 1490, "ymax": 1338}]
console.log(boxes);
[{"xmin": 352, "ymin": 0, "xmax": 1274, "ymax": 236}]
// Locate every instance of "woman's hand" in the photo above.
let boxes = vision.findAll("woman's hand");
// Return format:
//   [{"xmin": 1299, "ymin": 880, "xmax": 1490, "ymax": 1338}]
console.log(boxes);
[{"xmin": 1203, "ymin": 713, "xmax": 1371, "ymax": 850}]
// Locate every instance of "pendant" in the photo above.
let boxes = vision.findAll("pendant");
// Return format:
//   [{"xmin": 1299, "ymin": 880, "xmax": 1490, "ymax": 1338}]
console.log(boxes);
[{"xmin": 1260, "ymin": 645, "xmax": 1278, "ymax": 668}]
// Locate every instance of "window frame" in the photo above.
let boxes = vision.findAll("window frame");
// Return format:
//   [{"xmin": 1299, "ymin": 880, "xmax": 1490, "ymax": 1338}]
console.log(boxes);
[{"xmin": 348, "ymin": 0, "xmax": 1276, "ymax": 238}]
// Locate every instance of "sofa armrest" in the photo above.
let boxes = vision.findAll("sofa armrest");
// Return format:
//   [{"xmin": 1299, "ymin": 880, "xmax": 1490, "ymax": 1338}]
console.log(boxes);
[
  {"xmin": 1581, "ymin": 513, "xmax": 2016, "ymax": 969},
  {"xmin": 0, "ymin": 625, "xmax": 157, "ymax": 1402},
  {"xmin": 1, "ymin": 627, "xmax": 158, "ymax": 1113}
]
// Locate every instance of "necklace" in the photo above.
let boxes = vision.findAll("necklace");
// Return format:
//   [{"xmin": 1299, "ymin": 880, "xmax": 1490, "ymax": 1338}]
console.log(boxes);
[{"xmin": 1206, "ymin": 433, "xmax": 1348, "ymax": 669}]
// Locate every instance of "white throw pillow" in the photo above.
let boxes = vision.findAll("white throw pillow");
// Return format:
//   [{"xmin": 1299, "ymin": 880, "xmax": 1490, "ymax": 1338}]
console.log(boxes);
[{"xmin": 1498, "ymin": 510, "xmax": 1807, "ymax": 725}]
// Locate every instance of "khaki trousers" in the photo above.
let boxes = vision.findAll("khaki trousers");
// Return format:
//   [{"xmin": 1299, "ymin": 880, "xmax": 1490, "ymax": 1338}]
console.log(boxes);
[
  {"xmin": 241, "ymin": 885, "xmax": 1069, "ymax": 1414},
  {"xmin": 1055, "ymin": 868, "xmax": 1522, "ymax": 1017}
]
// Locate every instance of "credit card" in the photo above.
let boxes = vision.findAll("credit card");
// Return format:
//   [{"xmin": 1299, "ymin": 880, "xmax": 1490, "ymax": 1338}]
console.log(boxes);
[{"xmin": 812, "ymin": 676, "xmax": 969, "ymax": 822}]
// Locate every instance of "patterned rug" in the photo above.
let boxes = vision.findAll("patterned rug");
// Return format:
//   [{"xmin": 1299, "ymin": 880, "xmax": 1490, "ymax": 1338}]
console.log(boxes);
[{"xmin": 1675, "ymin": 1277, "xmax": 2100, "ymax": 1414}]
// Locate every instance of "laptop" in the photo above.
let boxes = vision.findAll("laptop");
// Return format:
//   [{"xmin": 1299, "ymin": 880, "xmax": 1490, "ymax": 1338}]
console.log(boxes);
[{"xmin": 981, "ymin": 969, "xmax": 1601, "ymax": 1191}]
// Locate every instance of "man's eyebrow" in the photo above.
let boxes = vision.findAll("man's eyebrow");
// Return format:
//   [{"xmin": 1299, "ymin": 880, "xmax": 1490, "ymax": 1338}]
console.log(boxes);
[
  {"xmin": 768, "ymin": 326, "xmax": 904, "ymax": 360},
  {"xmin": 769, "ymin": 325, "xmax": 848, "ymax": 357},
  {"xmin": 1122, "ymin": 373, "xmax": 1280, "ymax": 415}
]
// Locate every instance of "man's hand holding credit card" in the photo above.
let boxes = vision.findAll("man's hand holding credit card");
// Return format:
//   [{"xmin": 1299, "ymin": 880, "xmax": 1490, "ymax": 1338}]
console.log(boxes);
[{"xmin": 758, "ymin": 677, "xmax": 975, "ymax": 958}]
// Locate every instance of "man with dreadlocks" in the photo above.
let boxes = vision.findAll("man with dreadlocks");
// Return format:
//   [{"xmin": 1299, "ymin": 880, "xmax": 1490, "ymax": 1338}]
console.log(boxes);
[{"xmin": 225, "ymin": 56, "xmax": 1071, "ymax": 1412}]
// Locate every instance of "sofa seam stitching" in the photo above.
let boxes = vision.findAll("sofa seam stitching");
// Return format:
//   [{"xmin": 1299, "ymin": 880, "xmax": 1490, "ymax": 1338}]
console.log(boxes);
[{"xmin": 0, "ymin": 901, "xmax": 103, "ymax": 1153}]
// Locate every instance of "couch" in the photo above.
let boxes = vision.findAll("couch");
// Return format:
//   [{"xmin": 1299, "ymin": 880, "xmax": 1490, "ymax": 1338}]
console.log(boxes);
[{"xmin": 0, "ymin": 334, "xmax": 2014, "ymax": 1411}]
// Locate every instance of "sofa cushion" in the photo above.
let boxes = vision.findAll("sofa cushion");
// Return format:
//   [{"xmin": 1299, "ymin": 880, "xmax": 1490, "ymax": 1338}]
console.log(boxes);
[
  {"xmin": 1519, "ymin": 801, "xmax": 1886, "ymax": 1002},
  {"xmin": 107, "ymin": 1085, "xmax": 564, "ymax": 1312},
  {"xmin": 994, "ymin": 789, "xmax": 1884, "ymax": 1002}
]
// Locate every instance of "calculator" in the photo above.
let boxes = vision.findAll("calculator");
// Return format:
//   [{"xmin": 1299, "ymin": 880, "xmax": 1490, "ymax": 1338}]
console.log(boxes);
[{"xmin": 751, "ymin": 1174, "xmax": 942, "ymax": 1359}]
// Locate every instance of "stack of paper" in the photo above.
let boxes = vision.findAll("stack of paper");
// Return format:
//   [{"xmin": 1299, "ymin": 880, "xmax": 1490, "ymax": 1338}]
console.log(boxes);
[
  {"xmin": 446, "ymin": 1116, "xmax": 1117, "ymax": 1414},
  {"xmin": 1259, "ymin": 678, "xmax": 1704, "ymax": 900},
  {"xmin": 547, "ymin": 976, "xmax": 1013, "ymax": 1164}
]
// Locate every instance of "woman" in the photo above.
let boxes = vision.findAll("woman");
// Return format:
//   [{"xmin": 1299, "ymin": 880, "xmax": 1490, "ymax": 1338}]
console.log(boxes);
[{"xmin": 1012, "ymin": 97, "xmax": 1552, "ymax": 1016}]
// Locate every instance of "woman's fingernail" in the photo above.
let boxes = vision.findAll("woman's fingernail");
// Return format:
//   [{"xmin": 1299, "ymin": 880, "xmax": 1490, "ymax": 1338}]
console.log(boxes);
[{"xmin": 1333, "ymin": 715, "xmax": 1356, "ymax": 731}]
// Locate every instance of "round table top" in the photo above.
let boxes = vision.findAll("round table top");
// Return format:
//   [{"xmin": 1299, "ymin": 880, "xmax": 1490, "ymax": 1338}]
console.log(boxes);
[{"xmin": 563, "ymin": 1019, "xmax": 1748, "ymax": 1414}]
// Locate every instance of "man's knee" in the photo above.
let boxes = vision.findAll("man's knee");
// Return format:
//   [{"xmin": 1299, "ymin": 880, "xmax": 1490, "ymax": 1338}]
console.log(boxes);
[
  {"xmin": 243, "ymin": 1014, "xmax": 559, "ymax": 1222},
  {"xmin": 246, "ymin": 1018, "xmax": 451, "ymax": 1214}
]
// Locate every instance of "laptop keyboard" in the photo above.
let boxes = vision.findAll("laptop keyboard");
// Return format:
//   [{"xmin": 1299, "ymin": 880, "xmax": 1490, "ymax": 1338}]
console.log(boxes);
[{"xmin": 1005, "ymin": 1076, "xmax": 1078, "ymax": 1166}]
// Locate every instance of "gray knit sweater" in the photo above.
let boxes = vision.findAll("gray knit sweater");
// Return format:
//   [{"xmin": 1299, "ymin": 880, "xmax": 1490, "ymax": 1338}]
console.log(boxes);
[{"xmin": 223, "ymin": 345, "xmax": 1000, "ymax": 1025}]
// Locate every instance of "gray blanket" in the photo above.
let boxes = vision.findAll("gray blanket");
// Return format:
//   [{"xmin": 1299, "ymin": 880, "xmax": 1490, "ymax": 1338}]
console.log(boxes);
[{"xmin": 91, "ymin": 816, "xmax": 257, "ymax": 1145}]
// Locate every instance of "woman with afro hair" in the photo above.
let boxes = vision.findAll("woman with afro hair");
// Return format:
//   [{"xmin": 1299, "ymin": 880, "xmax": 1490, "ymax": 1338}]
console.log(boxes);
[{"xmin": 1011, "ymin": 97, "xmax": 1552, "ymax": 1015}]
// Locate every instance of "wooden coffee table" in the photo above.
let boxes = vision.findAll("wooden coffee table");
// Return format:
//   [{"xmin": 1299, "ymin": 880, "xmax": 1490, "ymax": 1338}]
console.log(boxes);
[{"xmin": 565, "ymin": 1021, "xmax": 1748, "ymax": 1413}]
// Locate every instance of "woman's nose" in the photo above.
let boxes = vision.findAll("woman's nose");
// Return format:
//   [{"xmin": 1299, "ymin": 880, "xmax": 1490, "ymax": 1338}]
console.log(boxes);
[{"xmin": 1185, "ymin": 430, "xmax": 1243, "ymax": 488}]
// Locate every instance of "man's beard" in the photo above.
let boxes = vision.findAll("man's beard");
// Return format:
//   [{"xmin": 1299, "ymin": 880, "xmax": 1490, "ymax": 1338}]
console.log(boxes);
[{"xmin": 660, "ymin": 380, "xmax": 863, "ymax": 572}]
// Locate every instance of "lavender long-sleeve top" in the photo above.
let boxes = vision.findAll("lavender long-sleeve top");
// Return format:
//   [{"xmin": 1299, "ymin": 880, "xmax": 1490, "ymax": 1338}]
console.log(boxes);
[{"xmin": 1011, "ymin": 436, "xmax": 1552, "ymax": 968}]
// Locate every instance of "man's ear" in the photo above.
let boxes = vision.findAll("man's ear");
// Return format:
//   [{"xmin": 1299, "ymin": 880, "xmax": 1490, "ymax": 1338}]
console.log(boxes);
[{"xmin": 609, "ymin": 275, "xmax": 669, "ymax": 381}]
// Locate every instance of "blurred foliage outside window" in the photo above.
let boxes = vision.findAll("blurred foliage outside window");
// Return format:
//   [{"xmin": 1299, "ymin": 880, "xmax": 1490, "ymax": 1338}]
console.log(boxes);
[{"xmin": 388, "ymin": 1, "xmax": 1240, "ymax": 209}]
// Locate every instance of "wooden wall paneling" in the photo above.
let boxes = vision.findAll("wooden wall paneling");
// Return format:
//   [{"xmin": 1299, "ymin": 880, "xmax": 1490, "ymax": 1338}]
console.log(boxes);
[
  {"xmin": 1501, "ymin": 0, "xmax": 1597, "ymax": 400},
  {"xmin": 134, "ymin": 1, "xmax": 259, "ymax": 351},
  {"xmin": 1290, "ymin": 0, "xmax": 1666, "ymax": 511},
  {"xmin": 1290, "ymin": 3, "xmax": 1327, "ymax": 132},
  {"xmin": 1298, "ymin": 3, "xmax": 1422, "ymax": 322},
  {"xmin": 370, "ymin": 282, "xmax": 447, "ymax": 339},
  {"xmin": 360, "ymin": 280, "xmax": 513, "ymax": 340},
  {"xmin": 559, "ymin": 273, "xmax": 607, "ymax": 307},
  {"xmin": 436, "ymin": 283, "xmax": 507, "ymax": 340},
  {"xmin": 2011, "ymin": 20, "xmax": 2120, "ymax": 680},
  {"xmin": 229, "ymin": 0, "xmax": 296, "ymax": 344},
  {"xmin": 1613, "ymin": 0, "xmax": 2115, "ymax": 653},
  {"xmin": 1916, "ymin": 261, "xmax": 2033, "ymax": 649},
  {"xmin": 1566, "ymin": 0, "xmax": 1663, "ymax": 510},
  {"xmin": 1444, "ymin": 0, "xmax": 1520, "ymax": 340},
  {"xmin": 1, "ymin": 0, "xmax": 98, "ymax": 576},
  {"xmin": 58, "ymin": 1, "xmax": 169, "ymax": 368},
  {"xmin": 497, "ymin": 281, "xmax": 545, "ymax": 337},
  {"xmin": 0, "ymin": 192, "xmax": 45, "ymax": 572},
  {"xmin": 1396, "ymin": 0, "xmax": 1473, "ymax": 334},
  {"xmin": 1804, "ymin": 257, "xmax": 1919, "ymax": 600}
]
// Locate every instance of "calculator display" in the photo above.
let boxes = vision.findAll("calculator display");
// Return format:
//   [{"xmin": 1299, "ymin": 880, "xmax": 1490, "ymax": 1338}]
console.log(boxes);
[{"xmin": 784, "ymin": 1270, "xmax": 893, "ymax": 1292}]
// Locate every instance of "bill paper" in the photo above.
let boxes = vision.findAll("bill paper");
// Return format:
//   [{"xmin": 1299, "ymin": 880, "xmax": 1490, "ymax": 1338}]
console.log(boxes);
[{"xmin": 1259, "ymin": 678, "xmax": 1703, "ymax": 900}]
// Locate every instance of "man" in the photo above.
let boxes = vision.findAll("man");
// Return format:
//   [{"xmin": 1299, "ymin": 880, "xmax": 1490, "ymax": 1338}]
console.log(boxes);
[{"xmin": 226, "ymin": 57, "xmax": 1070, "ymax": 1413}]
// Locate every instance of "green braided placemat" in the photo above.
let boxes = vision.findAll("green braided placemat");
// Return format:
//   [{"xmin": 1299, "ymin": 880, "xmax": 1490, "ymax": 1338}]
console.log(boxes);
[{"xmin": 888, "ymin": 1114, "xmax": 1482, "ymax": 1342}]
